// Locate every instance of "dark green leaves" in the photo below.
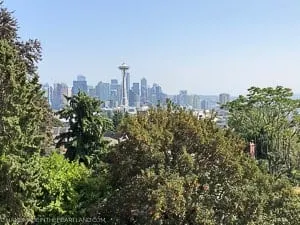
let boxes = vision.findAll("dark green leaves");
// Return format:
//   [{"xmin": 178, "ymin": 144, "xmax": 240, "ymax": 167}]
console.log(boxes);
[{"xmin": 56, "ymin": 92, "xmax": 112, "ymax": 167}]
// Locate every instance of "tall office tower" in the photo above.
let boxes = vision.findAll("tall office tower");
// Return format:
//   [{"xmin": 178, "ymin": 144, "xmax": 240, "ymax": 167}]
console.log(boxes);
[
  {"xmin": 88, "ymin": 86, "xmax": 96, "ymax": 98},
  {"xmin": 192, "ymin": 95, "xmax": 201, "ymax": 109},
  {"xmin": 187, "ymin": 95, "xmax": 194, "ymax": 107},
  {"xmin": 110, "ymin": 79, "xmax": 118, "ymax": 87},
  {"xmin": 109, "ymin": 90, "xmax": 118, "ymax": 107},
  {"xmin": 155, "ymin": 84, "xmax": 163, "ymax": 104},
  {"xmin": 147, "ymin": 87, "xmax": 152, "ymax": 104},
  {"xmin": 132, "ymin": 82, "xmax": 140, "ymax": 107},
  {"xmin": 42, "ymin": 83, "xmax": 53, "ymax": 106},
  {"xmin": 110, "ymin": 79, "xmax": 121, "ymax": 106},
  {"xmin": 118, "ymin": 63, "xmax": 129, "ymax": 107},
  {"xmin": 140, "ymin": 77, "xmax": 147, "ymax": 105},
  {"xmin": 148, "ymin": 84, "xmax": 157, "ymax": 105},
  {"xmin": 132, "ymin": 82, "xmax": 140, "ymax": 95},
  {"xmin": 126, "ymin": 72, "xmax": 130, "ymax": 100},
  {"xmin": 52, "ymin": 83, "xmax": 68, "ymax": 110},
  {"xmin": 72, "ymin": 75, "xmax": 88, "ymax": 95},
  {"xmin": 178, "ymin": 90, "xmax": 188, "ymax": 106},
  {"xmin": 128, "ymin": 89, "xmax": 135, "ymax": 107},
  {"xmin": 201, "ymin": 99, "xmax": 209, "ymax": 110},
  {"xmin": 219, "ymin": 93, "xmax": 230, "ymax": 106},
  {"xmin": 170, "ymin": 95, "xmax": 178, "ymax": 104},
  {"xmin": 96, "ymin": 81, "xmax": 110, "ymax": 102},
  {"xmin": 147, "ymin": 83, "xmax": 164, "ymax": 106},
  {"xmin": 77, "ymin": 75, "xmax": 86, "ymax": 81}
]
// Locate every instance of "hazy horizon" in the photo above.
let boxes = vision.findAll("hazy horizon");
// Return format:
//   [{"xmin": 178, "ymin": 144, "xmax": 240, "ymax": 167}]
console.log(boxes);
[{"xmin": 6, "ymin": 0, "xmax": 300, "ymax": 96}]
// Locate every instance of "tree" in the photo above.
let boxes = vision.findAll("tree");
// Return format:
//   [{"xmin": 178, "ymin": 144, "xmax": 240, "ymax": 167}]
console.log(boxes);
[
  {"xmin": 54, "ymin": 93, "xmax": 114, "ymax": 224},
  {"xmin": 224, "ymin": 86, "xmax": 300, "ymax": 178},
  {"xmin": 56, "ymin": 92, "xmax": 112, "ymax": 167},
  {"xmin": 0, "ymin": 154, "xmax": 42, "ymax": 224},
  {"xmin": 0, "ymin": 2, "xmax": 54, "ymax": 223},
  {"xmin": 36, "ymin": 153, "xmax": 89, "ymax": 222},
  {"xmin": 98, "ymin": 105, "xmax": 300, "ymax": 224},
  {"xmin": 112, "ymin": 110, "xmax": 124, "ymax": 130}
]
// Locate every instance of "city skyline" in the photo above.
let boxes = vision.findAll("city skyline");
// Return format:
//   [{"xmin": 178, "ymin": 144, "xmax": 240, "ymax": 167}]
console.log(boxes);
[
  {"xmin": 43, "ymin": 71, "xmax": 300, "ymax": 97},
  {"xmin": 45, "ymin": 73, "xmax": 231, "ymax": 111},
  {"xmin": 6, "ymin": 0, "xmax": 300, "ymax": 95},
  {"xmin": 44, "ymin": 74, "xmax": 227, "ymax": 97}
]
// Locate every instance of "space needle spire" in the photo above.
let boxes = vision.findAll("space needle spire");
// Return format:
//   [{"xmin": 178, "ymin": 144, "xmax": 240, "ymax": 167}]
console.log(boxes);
[{"xmin": 118, "ymin": 62, "xmax": 129, "ymax": 107}]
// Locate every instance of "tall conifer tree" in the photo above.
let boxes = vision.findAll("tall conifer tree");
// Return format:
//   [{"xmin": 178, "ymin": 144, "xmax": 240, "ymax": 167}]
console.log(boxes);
[{"xmin": 0, "ymin": 2, "xmax": 53, "ymax": 223}]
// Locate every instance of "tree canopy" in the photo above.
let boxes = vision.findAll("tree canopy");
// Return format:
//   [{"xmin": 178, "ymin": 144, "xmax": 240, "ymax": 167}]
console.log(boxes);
[
  {"xmin": 224, "ymin": 86, "xmax": 300, "ymax": 178},
  {"xmin": 98, "ymin": 105, "xmax": 300, "ymax": 224},
  {"xmin": 0, "ymin": 2, "xmax": 54, "ymax": 223},
  {"xmin": 1, "ymin": 2, "xmax": 300, "ymax": 224}
]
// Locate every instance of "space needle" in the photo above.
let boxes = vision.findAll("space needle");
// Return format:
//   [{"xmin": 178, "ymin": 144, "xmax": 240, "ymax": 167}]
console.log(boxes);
[{"xmin": 118, "ymin": 62, "xmax": 129, "ymax": 107}]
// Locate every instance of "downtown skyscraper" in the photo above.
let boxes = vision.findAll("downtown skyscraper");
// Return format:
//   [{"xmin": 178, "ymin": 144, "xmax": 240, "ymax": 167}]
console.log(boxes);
[
  {"xmin": 140, "ymin": 77, "xmax": 147, "ymax": 105},
  {"xmin": 72, "ymin": 75, "xmax": 88, "ymax": 95}
]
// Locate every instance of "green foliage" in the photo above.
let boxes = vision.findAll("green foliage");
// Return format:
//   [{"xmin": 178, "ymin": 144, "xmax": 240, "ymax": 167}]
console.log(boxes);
[
  {"xmin": 224, "ymin": 86, "xmax": 300, "ymax": 178},
  {"xmin": 36, "ymin": 153, "xmax": 89, "ymax": 219},
  {"xmin": 0, "ymin": 2, "xmax": 54, "ymax": 223},
  {"xmin": 1, "ymin": 3, "xmax": 300, "ymax": 224},
  {"xmin": 0, "ymin": 39, "xmax": 51, "ymax": 157},
  {"xmin": 112, "ymin": 110, "xmax": 124, "ymax": 130},
  {"xmin": 98, "ymin": 105, "xmax": 300, "ymax": 224},
  {"xmin": 73, "ymin": 167, "xmax": 112, "ymax": 220},
  {"xmin": 52, "ymin": 116, "xmax": 64, "ymax": 127},
  {"xmin": 0, "ymin": 154, "xmax": 42, "ymax": 224},
  {"xmin": 56, "ymin": 92, "xmax": 112, "ymax": 167}
]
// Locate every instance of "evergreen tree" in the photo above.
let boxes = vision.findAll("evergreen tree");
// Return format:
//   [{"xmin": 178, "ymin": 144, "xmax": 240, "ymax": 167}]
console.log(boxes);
[
  {"xmin": 56, "ymin": 92, "xmax": 112, "ymax": 167},
  {"xmin": 112, "ymin": 110, "xmax": 124, "ymax": 130},
  {"xmin": 0, "ymin": 2, "xmax": 53, "ymax": 223}
]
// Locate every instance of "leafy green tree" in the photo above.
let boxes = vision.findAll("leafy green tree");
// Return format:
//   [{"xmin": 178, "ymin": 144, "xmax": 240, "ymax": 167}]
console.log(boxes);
[
  {"xmin": 224, "ymin": 86, "xmax": 300, "ymax": 177},
  {"xmin": 98, "ymin": 105, "xmax": 300, "ymax": 224},
  {"xmin": 36, "ymin": 153, "xmax": 89, "ymax": 222},
  {"xmin": 0, "ymin": 2, "xmax": 53, "ymax": 223},
  {"xmin": 56, "ymin": 92, "xmax": 112, "ymax": 167}
]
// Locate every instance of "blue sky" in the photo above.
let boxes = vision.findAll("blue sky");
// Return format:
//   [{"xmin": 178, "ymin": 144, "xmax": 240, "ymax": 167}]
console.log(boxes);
[{"xmin": 5, "ymin": 0, "xmax": 300, "ymax": 95}]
